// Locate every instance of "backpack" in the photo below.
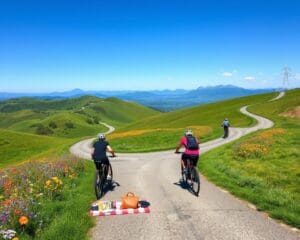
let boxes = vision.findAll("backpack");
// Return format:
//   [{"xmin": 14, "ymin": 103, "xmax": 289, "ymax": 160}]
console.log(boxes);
[
  {"xmin": 186, "ymin": 136, "xmax": 199, "ymax": 150},
  {"xmin": 223, "ymin": 120, "xmax": 230, "ymax": 127}
]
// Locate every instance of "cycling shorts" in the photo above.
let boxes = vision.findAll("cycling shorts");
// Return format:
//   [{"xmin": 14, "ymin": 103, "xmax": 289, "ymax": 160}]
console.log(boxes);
[
  {"xmin": 182, "ymin": 153, "xmax": 199, "ymax": 167},
  {"xmin": 93, "ymin": 157, "xmax": 109, "ymax": 170}
]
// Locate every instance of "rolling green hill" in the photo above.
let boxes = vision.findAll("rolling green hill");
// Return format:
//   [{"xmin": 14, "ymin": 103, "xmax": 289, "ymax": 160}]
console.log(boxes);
[
  {"xmin": 0, "ymin": 96, "xmax": 159, "ymax": 137},
  {"xmin": 199, "ymin": 88, "xmax": 300, "ymax": 227},
  {"xmin": 0, "ymin": 96, "xmax": 159, "ymax": 167},
  {"xmin": 108, "ymin": 92, "xmax": 276, "ymax": 152},
  {"xmin": 0, "ymin": 96, "xmax": 159, "ymax": 126}
]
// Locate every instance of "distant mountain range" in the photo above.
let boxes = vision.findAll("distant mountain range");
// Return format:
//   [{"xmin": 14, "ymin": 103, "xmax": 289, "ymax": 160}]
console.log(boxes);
[{"xmin": 0, "ymin": 85, "xmax": 281, "ymax": 111}]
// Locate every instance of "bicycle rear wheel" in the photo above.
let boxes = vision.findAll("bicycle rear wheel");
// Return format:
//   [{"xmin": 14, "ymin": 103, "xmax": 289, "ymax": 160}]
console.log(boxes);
[
  {"xmin": 94, "ymin": 168, "xmax": 105, "ymax": 199},
  {"xmin": 190, "ymin": 167, "xmax": 200, "ymax": 196}
]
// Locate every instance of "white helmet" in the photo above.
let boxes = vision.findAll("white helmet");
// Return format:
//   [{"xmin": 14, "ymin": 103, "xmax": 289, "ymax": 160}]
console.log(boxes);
[
  {"xmin": 184, "ymin": 129, "xmax": 193, "ymax": 136},
  {"xmin": 97, "ymin": 133, "xmax": 106, "ymax": 140}
]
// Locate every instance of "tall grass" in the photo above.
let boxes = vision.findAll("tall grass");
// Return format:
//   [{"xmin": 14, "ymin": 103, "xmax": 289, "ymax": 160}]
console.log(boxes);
[{"xmin": 199, "ymin": 89, "xmax": 300, "ymax": 227}]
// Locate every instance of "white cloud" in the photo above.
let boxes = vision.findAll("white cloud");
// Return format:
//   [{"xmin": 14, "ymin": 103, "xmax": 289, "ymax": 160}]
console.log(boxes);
[
  {"xmin": 244, "ymin": 76, "xmax": 256, "ymax": 81},
  {"xmin": 295, "ymin": 73, "xmax": 300, "ymax": 81},
  {"xmin": 223, "ymin": 72, "xmax": 233, "ymax": 77}
]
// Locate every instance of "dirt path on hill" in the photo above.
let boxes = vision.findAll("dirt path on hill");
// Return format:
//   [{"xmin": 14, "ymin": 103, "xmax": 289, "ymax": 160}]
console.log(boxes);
[{"xmin": 70, "ymin": 91, "xmax": 299, "ymax": 240}]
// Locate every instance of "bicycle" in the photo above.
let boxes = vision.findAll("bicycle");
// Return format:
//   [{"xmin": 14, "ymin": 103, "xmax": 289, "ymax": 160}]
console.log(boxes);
[
  {"xmin": 94, "ymin": 160, "xmax": 114, "ymax": 199},
  {"xmin": 175, "ymin": 152, "xmax": 200, "ymax": 196}
]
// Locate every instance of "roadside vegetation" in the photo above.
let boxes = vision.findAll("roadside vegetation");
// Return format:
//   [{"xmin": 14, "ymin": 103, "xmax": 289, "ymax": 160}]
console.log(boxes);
[
  {"xmin": 199, "ymin": 89, "xmax": 300, "ymax": 228},
  {"xmin": 0, "ymin": 156, "xmax": 95, "ymax": 240},
  {"xmin": 109, "ymin": 92, "xmax": 275, "ymax": 152}
]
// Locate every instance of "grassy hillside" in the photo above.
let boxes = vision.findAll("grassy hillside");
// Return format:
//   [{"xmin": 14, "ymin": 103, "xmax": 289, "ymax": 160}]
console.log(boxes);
[
  {"xmin": 199, "ymin": 89, "xmax": 300, "ymax": 227},
  {"xmin": 0, "ymin": 96, "xmax": 159, "ymax": 129},
  {"xmin": 0, "ymin": 96, "xmax": 159, "ymax": 167},
  {"xmin": 108, "ymin": 92, "xmax": 276, "ymax": 152},
  {"xmin": 0, "ymin": 129, "xmax": 72, "ymax": 168}
]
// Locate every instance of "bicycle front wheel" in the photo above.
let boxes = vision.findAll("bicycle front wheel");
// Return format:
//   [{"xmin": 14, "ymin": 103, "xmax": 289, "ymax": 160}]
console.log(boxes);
[
  {"xmin": 181, "ymin": 165, "xmax": 188, "ymax": 184},
  {"xmin": 190, "ymin": 168, "xmax": 200, "ymax": 196},
  {"xmin": 108, "ymin": 163, "xmax": 113, "ymax": 182}
]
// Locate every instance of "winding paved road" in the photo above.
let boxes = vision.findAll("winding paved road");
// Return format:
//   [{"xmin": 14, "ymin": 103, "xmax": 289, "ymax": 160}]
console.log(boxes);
[
  {"xmin": 70, "ymin": 122, "xmax": 115, "ymax": 159},
  {"xmin": 70, "ymin": 92, "xmax": 299, "ymax": 240}
]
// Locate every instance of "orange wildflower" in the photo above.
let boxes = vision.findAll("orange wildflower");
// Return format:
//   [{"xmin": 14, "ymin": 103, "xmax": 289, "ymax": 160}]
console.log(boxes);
[
  {"xmin": 14, "ymin": 209, "xmax": 22, "ymax": 215},
  {"xmin": 10, "ymin": 168, "xmax": 18, "ymax": 174},
  {"xmin": 19, "ymin": 216, "xmax": 29, "ymax": 225},
  {"xmin": 4, "ymin": 179, "xmax": 12, "ymax": 191},
  {"xmin": 1, "ymin": 199, "xmax": 11, "ymax": 206}
]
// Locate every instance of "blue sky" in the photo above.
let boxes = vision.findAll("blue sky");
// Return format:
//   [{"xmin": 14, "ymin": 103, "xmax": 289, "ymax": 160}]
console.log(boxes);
[{"xmin": 1, "ymin": 0, "xmax": 300, "ymax": 92}]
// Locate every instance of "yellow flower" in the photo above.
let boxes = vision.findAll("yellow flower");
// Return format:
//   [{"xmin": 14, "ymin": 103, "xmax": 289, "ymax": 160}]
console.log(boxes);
[
  {"xmin": 12, "ymin": 238, "xmax": 19, "ymax": 240},
  {"xmin": 45, "ymin": 180, "xmax": 51, "ymax": 186},
  {"xmin": 52, "ymin": 176, "xmax": 59, "ymax": 182}
]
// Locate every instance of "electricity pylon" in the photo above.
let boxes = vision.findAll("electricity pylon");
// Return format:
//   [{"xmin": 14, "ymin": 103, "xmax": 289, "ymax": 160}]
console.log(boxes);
[{"xmin": 282, "ymin": 66, "xmax": 292, "ymax": 89}]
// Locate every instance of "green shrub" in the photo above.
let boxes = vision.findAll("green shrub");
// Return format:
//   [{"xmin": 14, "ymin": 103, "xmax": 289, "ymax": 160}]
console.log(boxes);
[
  {"xmin": 64, "ymin": 122, "xmax": 74, "ymax": 129},
  {"xmin": 36, "ymin": 125, "xmax": 53, "ymax": 135},
  {"xmin": 48, "ymin": 121, "xmax": 57, "ymax": 129},
  {"xmin": 30, "ymin": 123, "xmax": 43, "ymax": 128},
  {"xmin": 93, "ymin": 117, "xmax": 99, "ymax": 124},
  {"xmin": 86, "ymin": 118, "xmax": 93, "ymax": 125}
]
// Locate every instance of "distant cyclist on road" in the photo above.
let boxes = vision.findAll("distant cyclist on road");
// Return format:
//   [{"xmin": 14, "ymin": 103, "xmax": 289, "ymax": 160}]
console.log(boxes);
[
  {"xmin": 91, "ymin": 133, "xmax": 115, "ymax": 180},
  {"xmin": 175, "ymin": 130, "xmax": 200, "ymax": 174},
  {"xmin": 221, "ymin": 118, "xmax": 230, "ymax": 138}
]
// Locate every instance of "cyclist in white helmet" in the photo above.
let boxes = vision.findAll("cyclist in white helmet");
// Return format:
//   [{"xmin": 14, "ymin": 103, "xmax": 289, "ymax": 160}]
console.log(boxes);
[
  {"xmin": 91, "ymin": 133, "xmax": 115, "ymax": 180},
  {"xmin": 175, "ymin": 129, "xmax": 200, "ymax": 174}
]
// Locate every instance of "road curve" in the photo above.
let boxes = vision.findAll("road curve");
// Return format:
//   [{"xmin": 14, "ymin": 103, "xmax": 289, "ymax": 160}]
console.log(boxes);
[
  {"xmin": 71, "ymin": 92, "xmax": 299, "ymax": 240},
  {"xmin": 269, "ymin": 91, "xmax": 285, "ymax": 101},
  {"xmin": 70, "ymin": 122, "xmax": 115, "ymax": 159}
]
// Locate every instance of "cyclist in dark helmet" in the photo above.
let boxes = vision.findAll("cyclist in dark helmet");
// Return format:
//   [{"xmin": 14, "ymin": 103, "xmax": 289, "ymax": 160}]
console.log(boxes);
[
  {"xmin": 221, "ymin": 118, "xmax": 230, "ymax": 138},
  {"xmin": 175, "ymin": 130, "xmax": 200, "ymax": 174},
  {"xmin": 91, "ymin": 133, "xmax": 115, "ymax": 180}
]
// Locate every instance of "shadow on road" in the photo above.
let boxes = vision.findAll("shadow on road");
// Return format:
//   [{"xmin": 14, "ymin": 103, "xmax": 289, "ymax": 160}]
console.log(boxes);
[
  {"xmin": 174, "ymin": 179, "xmax": 200, "ymax": 197},
  {"xmin": 101, "ymin": 180, "xmax": 121, "ymax": 198}
]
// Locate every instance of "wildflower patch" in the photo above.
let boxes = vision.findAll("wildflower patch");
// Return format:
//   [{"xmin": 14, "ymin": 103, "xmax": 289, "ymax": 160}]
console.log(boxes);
[
  {"xmin": 279, "ymin": 106, "xmax": 300, "ymax": 119},
  {"xmin": 108, "ymin": 126, "xmax": 212, "ymax": 140},
  {"xmin": 234, "ymin": 128, "xmax": 286, "ymax": 159},
  {"xmin": 0, "ymin": 156, "xmax": 85, "ymax": 239}
]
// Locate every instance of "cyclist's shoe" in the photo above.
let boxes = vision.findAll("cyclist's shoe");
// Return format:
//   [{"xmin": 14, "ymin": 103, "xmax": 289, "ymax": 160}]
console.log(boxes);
[{"xmin": 107, "ymin": 174, "xmax": 112, "ymax": 181}]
